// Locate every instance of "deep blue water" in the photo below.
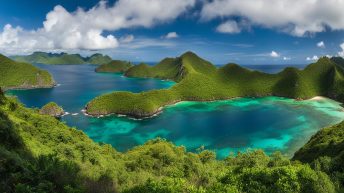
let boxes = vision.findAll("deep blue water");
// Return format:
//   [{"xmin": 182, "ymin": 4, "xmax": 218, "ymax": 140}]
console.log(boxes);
[{"xmin": 7, "ymin": 64, "xmax": 344, "ymax": 159}]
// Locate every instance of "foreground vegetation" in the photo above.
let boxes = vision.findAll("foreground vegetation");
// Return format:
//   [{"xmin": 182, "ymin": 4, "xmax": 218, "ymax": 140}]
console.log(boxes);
[
  {"xmin": 0, "ymin": 54, "xmax": 55, "ymax": 90},
  {"xmin": 12, "ymin": 52, "xmax": 112, "ymax": 65},
  {"xmin": 86, "ymin": 52, "xmax": 344, "ymax": 118},
  {"xmin": 1, "ymin": 89, "xmax": 343, "ymax": 192}
]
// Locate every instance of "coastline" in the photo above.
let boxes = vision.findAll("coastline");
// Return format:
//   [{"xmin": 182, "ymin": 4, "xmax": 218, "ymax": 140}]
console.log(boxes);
[
  {"xmin": 2, "ymin": 82, "xmax": 57, "ymax": 92},
  {"xmin": 85, "ymin": 95, "xmax": 333, "ymax": 119}
]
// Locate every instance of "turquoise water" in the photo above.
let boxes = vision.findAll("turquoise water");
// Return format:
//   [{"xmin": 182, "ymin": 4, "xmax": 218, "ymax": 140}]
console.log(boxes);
[{"xmin": 7, "ymin": 64, "xmax": 344, "ymax": 159}]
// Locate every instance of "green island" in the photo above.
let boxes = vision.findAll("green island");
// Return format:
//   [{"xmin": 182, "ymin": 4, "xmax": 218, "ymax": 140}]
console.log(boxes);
[
  {"xmin": 95, "ymin": 60, "xmax": 133, "ymax": 73},
  {"xmin": 86, "ymin": 51, "xmax": 344, "ymax": 118},
  {"xmin": 39, "ymin": 102, "xmax": 65, "ymax": 117},
  {"xmin": 12, "ymin": 52, "xmax": 112, "ymax": 65},
  {"xmin": 0, "ymin": 54, "xmax": 55, "ymax": 90},
  {"xmin": 1, "ymin": 88, "xmax": 344, "ymax": 193}
]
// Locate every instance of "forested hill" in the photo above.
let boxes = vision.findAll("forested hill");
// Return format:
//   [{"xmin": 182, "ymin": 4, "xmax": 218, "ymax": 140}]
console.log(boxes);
[
  {"xmin": 0, "ymin": 54, "xmax": 55, "ymax": 90},
  {"xmin": 12, "ymin": 52, "xmax": 112, "ymax": 65},
  {"xmin": 87, "ymin": 51, "xmax": 344, "ymax": 118},
  {"xmin": 0, "ymin": 80, "xmax": 344, "ymax": 192}
]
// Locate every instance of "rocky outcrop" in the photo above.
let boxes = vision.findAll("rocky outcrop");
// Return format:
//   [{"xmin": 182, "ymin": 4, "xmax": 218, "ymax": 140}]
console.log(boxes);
[{"xmin": 39, "ymin": 102, "xmax": 64, "ymax": 117}]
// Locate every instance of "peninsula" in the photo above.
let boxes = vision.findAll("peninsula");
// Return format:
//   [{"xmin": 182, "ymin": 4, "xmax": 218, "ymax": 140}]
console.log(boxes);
[
  {"xmin": 0, "ymin": 54, "xmax": 55, "ymax": 90},
  {"xmin": 86, "ymin": 51, "xmax": 344, "ymax": 118},
  {"xmin": 12, "ymin": 52, "xmax": 112, "ymax": 65}
]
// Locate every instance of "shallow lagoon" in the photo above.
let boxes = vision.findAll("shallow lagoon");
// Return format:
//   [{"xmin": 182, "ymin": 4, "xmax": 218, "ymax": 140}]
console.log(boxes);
[{"xmin": 8, "ymin": 64, "xmax": 344, "ymax": 158}]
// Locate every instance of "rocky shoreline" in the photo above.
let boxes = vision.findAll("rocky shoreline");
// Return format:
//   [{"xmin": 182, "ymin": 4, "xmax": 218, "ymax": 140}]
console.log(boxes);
[{"xmin": 2, "ymin": 82, "xmax": 56, "ymax": 92}]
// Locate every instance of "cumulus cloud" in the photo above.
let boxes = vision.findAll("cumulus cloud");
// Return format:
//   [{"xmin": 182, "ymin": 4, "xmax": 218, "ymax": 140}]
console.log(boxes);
[
  {"xmin": 270, "ymin": 51, "xmax": 280, "ymax": 58},
  {"xmin": 338, "ymin": 43, "xmax": 344, "ymax": 57},
  {"xmin": 216, "ymin": 20, "xmax": 241, "ymax": 34},
  {"xmin": 0, "ymin": 0, "xmax": 195, "ymax": 54},
  {"xmin": 201, "ymin": 0, "xmax": 344, "ymax": 36},
  {"xmin": 164, "ymin": 32, "xmax": 179, "ymax": 39},
  {"xmin": 306, "ymin": 55, "xmax": 319, "ymax": 61},
  {"xmin": 317, "ymin": 41, "xmax": 325, "ymax": 48},
  {"xmin": 120, "ymin": 35, "xmax": 135, "ymax": 43},
  {"xmin": 283, "ymin": 57, "xmax": 291, "ymax": 61}
]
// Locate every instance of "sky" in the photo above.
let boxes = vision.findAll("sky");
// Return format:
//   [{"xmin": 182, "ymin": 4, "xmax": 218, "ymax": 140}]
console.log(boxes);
[{"xmin": 0, "ymin": 0, "xmax": 344, "ymax": 64}]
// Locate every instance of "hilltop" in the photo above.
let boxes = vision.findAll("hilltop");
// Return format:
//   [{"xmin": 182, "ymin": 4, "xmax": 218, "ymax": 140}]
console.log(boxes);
[
  {"xmin": 12, "ymin": 52, "xmax": 112, "ymax": 65},
  {"xmin": 0, "ymin": 54, "xmax": 55, "ymax": 90},
  {"xmin": 0, "ymin": 88, "xmax": 340, "ymax": 192},
  {"xmin": 86, "ymin": 52, "xmax": 344, "ymax": 118}
]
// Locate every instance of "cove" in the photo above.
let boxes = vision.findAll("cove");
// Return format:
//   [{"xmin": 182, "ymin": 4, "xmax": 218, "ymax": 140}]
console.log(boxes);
[{"xmin": 7, "ymin": 64, "xmax": 344, "ymax": 159}]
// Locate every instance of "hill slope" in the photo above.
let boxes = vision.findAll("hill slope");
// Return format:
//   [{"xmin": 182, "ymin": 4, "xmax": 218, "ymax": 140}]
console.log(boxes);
[
  {"xmin": 0, "ymin": 89, "xmax": 339, "ymax": 193},
  {"xmin": 12, "ymin": 52, "xmax": 112, "ymax": 65},
  {"xmin": 0, "ymin": 54, "xmax": 55, "ymax": 90},
  {"xmin": 95, "ymin": 60, "xmax": 133, "ymax": 73},
  {"xmin": 86, "ymin": 52, "xmax": 344, "ymax": 118},
  {"xmin": 125, "ymin": 52, "xmax": 216, "ymax": 82}
]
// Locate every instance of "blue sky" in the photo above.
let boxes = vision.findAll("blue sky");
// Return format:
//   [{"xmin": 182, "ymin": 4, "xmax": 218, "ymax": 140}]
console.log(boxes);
[{"xmin": 0, "ymin": 0, "xmax": 344, "ymax": 64}]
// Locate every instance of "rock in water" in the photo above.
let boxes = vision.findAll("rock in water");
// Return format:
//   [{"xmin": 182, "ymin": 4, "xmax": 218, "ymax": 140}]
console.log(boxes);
[{"xmin": 40, "ymin": 102, "xmax": 64, "ymax": 117}]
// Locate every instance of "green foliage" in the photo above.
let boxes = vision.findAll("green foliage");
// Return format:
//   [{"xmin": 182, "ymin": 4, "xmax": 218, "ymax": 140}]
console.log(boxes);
[
  {"xmin": 0, "ymin": 77, "xmax": 342, "ymax": 192},
  {"xmin": 95, "ymin": 60, "xmax": 133, "ymax": 73},
  {"xmin": 87, "ymin": 53, "xmax": 344, "ymax": 119},
  {"xmin": 0, "ymin": 54, "xmax": 55, "ymax": 90},
  {"xmin": 12, "ymin": 52, "xmax": 112, "ymax": 65}
]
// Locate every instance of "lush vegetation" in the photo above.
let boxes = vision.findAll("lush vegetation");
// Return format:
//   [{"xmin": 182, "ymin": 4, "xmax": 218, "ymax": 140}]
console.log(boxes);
[
  {"xmin": 86, "ymin": 52, "xmax": 344, "ymax": 118},
  {"xmin": 95, "ymin": 60, "xmax": 133, "ymax": 73},
  {"xmin": 0, "ymin": 54, "xmax": 55, "ymax": 90},
  {"xmin": 12, "ymin": 52, "xmax": 112, "ymax": 65},
  {"xmin": 39, "ymin": 102, "xmax": 65, "ymax": 117},
  {"xmin": 0, "ymin": 89, "xmax": 342, "ymax": 192}
]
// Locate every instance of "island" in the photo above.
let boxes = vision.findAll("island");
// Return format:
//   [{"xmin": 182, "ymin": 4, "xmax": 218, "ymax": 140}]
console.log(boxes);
[
  {"xmin": 0, "ymin": 54, "xmax": 55, "ymax": 90},
  {"xmin": 12, "ymin": 51, "xmax": 112, "ymax": 65},
  {"xmin": 0, "ymin": 86, "xmax": 343, "ymax": 192},
  {"xmin": 95, "ymin": 60, "xmax": 133, "ymax": 73},
  {"xmin": 86, "ymin": 51, "xmax": 344, "ymax": 118},
  {"xmin": 39, "ymin": 102, "xmax": 65, "ymax": 117}
]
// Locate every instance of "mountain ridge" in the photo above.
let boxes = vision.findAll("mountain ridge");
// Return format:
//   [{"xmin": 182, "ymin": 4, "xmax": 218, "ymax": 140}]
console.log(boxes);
[
  {"xmin": 12, "ymin": 52, "xmax": 112, "ymax": 65},
  {"xmin": 87, "ymin": 51, "xmax": 344, "ymax": 118}
]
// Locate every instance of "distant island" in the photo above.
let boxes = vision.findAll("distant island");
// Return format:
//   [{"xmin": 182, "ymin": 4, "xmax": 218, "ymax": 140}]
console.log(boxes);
[
  {"xmin": 86, "ymin": 51, "xmax": 344, "ymax": 118},
  {"xmin": 12, "ymin": 52, "xmax": 112, "ymax": 65},
  {"xmin": 0, "ymin": 54, "xmax": 55, "ymax": 90}
]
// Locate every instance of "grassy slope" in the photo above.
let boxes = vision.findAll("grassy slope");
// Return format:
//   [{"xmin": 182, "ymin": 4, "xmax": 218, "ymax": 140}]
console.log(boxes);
[
  {"xmin": 13, "ymin": 52, "xmax": 112, "ymax": 65},
  {"xmin": 0, "ymin": 90, "xmax": 338, "ymax": 192},
  {"xmin": 95, "ymin": 60, "xmax": 133, "ymax": 73},
  {"xmin": 0, "ymin": 54, "xmax": 55, "ymax": 90},
  {"xmin": 86, "ymin": 52, "xmax": 344, "ymax": 118}
]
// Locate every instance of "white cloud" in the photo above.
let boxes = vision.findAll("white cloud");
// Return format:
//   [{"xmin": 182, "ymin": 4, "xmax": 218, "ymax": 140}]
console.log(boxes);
[
  {"xmin": 119, "ymin": 38, "xmax": 176, "ymax": 49},
  {"xmin": 283, "ymin": 57, "xmax": 291, "ymax": 60},
  {"xmin": 270, "ymin": 51, "xmax": 280, "ymax": 58},
  {"xmin": 317, "ymin": 41, "xmax": 325, "ymax": 48},
  {"xmin": 164, "ymin": 32, "xmax": 179, "ymax": 39},
  {"xmin": 0, "ymin": 0, "xmax": 195, "ymax": 54},
  {"xmin": 120, "ymin": 34, "xmax": 135, "ymax": 43},
  {"xmin": 216, "ymin": 20, "xmax": 241, "ymax": 34},
  {"xmin": 338, "ymin": 43, "xmax": 344, "ymax": 57},
  {"xmin": 306, "ymin": 55, "xmax": 319, "ymax": 61},
  {"xmin": 201, "ymin": 0, "xmax": 344, "ymax": 36}
]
